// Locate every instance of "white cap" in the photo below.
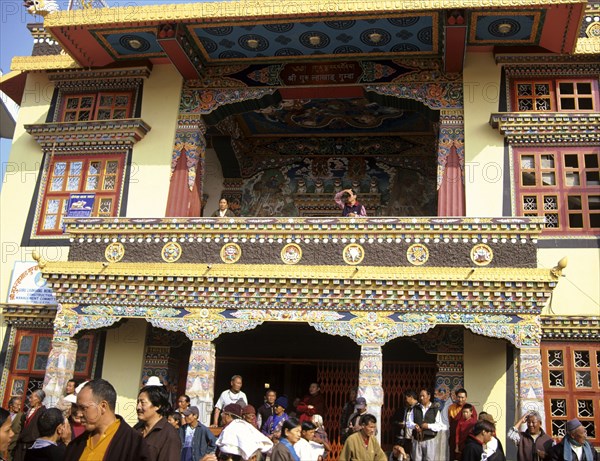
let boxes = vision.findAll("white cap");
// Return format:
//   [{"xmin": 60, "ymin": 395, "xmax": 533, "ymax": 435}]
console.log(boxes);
[{"xmin": 145, "ymin": 376, "xmax": 163, "ymax": 386}]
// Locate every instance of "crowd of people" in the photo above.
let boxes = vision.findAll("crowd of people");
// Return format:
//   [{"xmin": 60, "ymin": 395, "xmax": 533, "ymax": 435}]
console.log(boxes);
[{"xmin": 0, "ymin": 378, "xmax": 597, "ymax": 461}]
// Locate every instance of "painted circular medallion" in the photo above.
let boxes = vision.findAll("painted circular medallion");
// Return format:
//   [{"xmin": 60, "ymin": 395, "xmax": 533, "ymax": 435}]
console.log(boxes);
[
  {"xmin": 281, "ymin": 243, "xmax": 302, "ymax": 265},
  {"xmin": 105, "ymin": 242, "xmax": 125, "ymax": 263},
  {"xmin": 470, "ymin": 243, "xmax": 494, "ymax": 266},
  {"xmin": 220, "ymin": 243, "xmax": 242, "ymax": 264},
  {"xmin": 343, "ymin": 243, "xmax": 365, "ymax": 265},
  {"xmin": 161, "ymin": 242, "xmax": 182, "ymax": 263},
  {"xmin": 407, "ymin": 243, "xmax": 429, "ymax": 266}
]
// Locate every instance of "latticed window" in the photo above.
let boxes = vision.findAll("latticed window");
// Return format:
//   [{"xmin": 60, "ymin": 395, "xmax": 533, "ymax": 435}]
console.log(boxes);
[
  {"xmin": 60, "ymin": 91, "xmax": 133, "ymax": 122},
  {"xmin": 513, "ymin": 79, "xmax": 598, "ymax": 112},
  {"xmin": 515, "ymin": 148, "xmax": 600, "ymax": 235},
  {"xmin": 3, "ymin": 331, "xmax": 96, "ymax": 407},
  {"xmin": 37, "ymin": 154, "xmax": 124, "ymax": 235},
  {"xmin": 542, "ymin": 343, "xmax": 599, "ymax": 444}
]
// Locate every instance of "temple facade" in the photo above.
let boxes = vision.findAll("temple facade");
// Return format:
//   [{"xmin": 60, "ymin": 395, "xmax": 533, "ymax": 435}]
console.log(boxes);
[{"xmin": 0, "ymin": 0, "xmax": 598, "ymax": 458}]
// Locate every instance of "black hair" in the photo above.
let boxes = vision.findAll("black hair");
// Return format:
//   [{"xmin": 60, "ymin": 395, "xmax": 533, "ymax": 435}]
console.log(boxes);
[
  {"xmin": 0, "ymin": 408, "xmax": 9, "ymax": 426},
  {"xmin": 301, "ymin": 421, "xmax": 316, "ymax": 431},
  {"xmin": 84, "ymin": 379, "xmax": 117, "ymax": 411},
  {"xmin": 8, "ymin": 396, "xmax": 22, "ymax": 407},
  {"xmin": 281, "ymin": 417, "xmax": 301, "ymax": 439},
  {"xmin": 472, "ymin": 420, "xmax": 495, "ymax": 436},
  {"xmin": 404, "ymin": 390, "xmax": 418, "ymax": 400},
  {"xmin": 179, "ymin": 395, "xmax": 190, "ymax": 404},
  {"xmin": 359, "ymin": 413, "xmax": 377, "ymax": 426},
  {"xmin": 462, "ymin": 403, "xmax": 473, "ymax": 411},
  {"xmin": 168, "ymin": 412, "xmax": 183, "ymax": 427},
  {"xmin": 37, "ymin": 408, "xmax": 64, "ymax": 437},
  {"xmin": 139, "ymin": 385, "xmax": 172, "ymax": 417},
  {"xmin": 456, "ymin": 388, "xmax": 468, "ymax": 396}
]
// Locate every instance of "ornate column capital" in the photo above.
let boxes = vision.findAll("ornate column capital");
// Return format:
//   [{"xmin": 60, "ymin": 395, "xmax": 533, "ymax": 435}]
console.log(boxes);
[{"xmin": 186, "ymin": 339, "xmax": 216, "ymax": 426}]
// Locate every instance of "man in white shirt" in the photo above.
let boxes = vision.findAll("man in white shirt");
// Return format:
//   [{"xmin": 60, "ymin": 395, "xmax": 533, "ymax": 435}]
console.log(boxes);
[
  {"xmin": 406, "ymin": 388, "xmax": 447, "ymax": 461},
  {"xmin": 212, "ymin": 375, "xmax": 248, "ymax": 427}
]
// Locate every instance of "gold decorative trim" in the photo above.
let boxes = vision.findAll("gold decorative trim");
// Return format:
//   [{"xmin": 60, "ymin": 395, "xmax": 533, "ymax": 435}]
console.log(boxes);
[
  {"xmin": 220, "ymin": 243, "xmax": 242, "ymax": 264},
  {"xmin": 407, "ymin": 243, "xmax": 429, "ymax": 266},
  {"xmin": 105, "ymin": 242, "xmax": 125, "ymax": 263},
  {"xmin": 37, "ymin": 261, "xmax": 560, "ymax": 283},
  {"xmin": 471, "ymin": 244, "xmax": 493, "ymax": 266},
  {"xmin": 541, "ymin": 316, "xmax": 600, "ymax": 340},
  {"xmin": 575, "ymin": 37, "xmax": 600, "ymax": 54},
  {"xmin": 343, "ymin": 243, "xmax": 365, "ymax": 265},
  {"xmin": 281, "ymin": 243, "xmax": 302, "ymax": 265},
  {"xmin": 10, "ymin": 55, "xmax": 80, "ymax": 71},
  {"xmin": 161, "ymin": 242, "xmax": 183, "ymax": 263},
  {"xmin": 43, "ymin": 0, "xmax": 587, "ymax": 28}
]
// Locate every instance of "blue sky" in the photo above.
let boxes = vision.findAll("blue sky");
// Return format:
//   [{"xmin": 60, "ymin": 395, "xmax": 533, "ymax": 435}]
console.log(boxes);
[{"xmin": 0, "ymin": 0, "xmax": 207, "ymax": 188}]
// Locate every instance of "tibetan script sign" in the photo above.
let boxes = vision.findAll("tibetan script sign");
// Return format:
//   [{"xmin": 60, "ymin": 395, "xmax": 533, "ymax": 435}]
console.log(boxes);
[{"xmin": 281, "ymin": 62, "xmax": 363, "ymax": 86}]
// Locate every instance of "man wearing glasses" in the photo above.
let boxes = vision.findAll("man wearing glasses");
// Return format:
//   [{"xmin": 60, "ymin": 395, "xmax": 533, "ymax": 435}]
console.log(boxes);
[{"xmin": 64, "ymin": 379, "xmax": 150, "ymax": 461}]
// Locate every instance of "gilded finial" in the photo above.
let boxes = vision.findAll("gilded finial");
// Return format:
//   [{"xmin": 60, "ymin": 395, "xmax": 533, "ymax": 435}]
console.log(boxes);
[
  {"xmin": 32, "ymin": 249, "xmax": 47, "ymax": 269},
  {"xmin": 550, "ymin": 256, "xmax": 568, "ymax": 278}
]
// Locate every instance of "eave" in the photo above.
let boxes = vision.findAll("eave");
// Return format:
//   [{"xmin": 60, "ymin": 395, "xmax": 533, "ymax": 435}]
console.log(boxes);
[
  {"xmin": 38, "ymin": 260, "xmax": 558, "ymax": 314},
  {"xmin": 24, "ymin": 118, "xmax": 151, "ymax": 151},
  {"xmin": 540, "ymin": 316, "xmax": 600, "ymax": 341},
  {"xmin": 489, "ymin": 112, "xmax": 600, "ymax": 146}
]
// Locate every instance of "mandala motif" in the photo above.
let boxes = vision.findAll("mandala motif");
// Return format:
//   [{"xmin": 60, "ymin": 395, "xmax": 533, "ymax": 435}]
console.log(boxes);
[
  {"xmin": 299, "ymin": 31, "xmax": 330, "ymax": 49},
  {"xmin": 275, "ymin": 48, "xmax": 303, "ymax": 56},
  {"xmin": 119, "ymin": 35, "xmax": 151, "ymax": 52},
  {"xmin": 360, "ymin": 29, "xmax": 391, "ymax": 47},
  {"xmin": 204, "ymin": 27, "xmax": 233, "ymax": 36},
  {"xmin": 239, "ymin": 34, "xmax": 269, "ymax": 52},
  {"xmin": 324, "ymin": 20, "xmax": 356, "ymax": 30},
  {"xmin": 105, "ymin": 242, "xmax": 125, "ymax": 263},
  {"xmin": 281, "ymin": 244, "xmax": 302, "ymax": 265},
  {"xmin": 407, "ymin": 243, "xmax": 429, "ymax": 266},
  {"xmin": 343, "ymin": 244, "xmax": 365, "ymax": 265},
  {"xmin": 388, "ymin": 17, "xmax": 420, "ymax": 27},
  {"xmin": 470, "ymin": 244, "xmax": 494, "ymax": 266},
  {"xmin": 221, "ymin": 243, "xmax": 242, "ymax": 264},
  {"xmin": 199, "ymin": 37, "xmax": 218, "ymax": 53},
  {"xmin": 161, "ymin": 242, "xmax": 182, "ymax": 263},
  {"xmin": 488, "ymin": 18, "xmax": 521, "ymax": 38}
]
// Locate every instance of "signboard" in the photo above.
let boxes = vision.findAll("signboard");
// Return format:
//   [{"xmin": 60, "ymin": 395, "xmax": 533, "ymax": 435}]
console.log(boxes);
[
  {"xmin": 7, "ymin": 261, "xmax": 57, "ymax": 305},
  {"xmin": 66, "ymin": 193, "xmax": 95, "ymax": 218},
  {"xmin": 280, "ymin": 61, "xmax": 363, "ymax": 86}
]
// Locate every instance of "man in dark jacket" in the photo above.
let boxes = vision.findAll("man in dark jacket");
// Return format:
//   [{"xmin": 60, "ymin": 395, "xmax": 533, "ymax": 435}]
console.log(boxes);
[
  {"xmin": 64, "ymin": 379, "xmax": 150, "ymax": 461},
  {"xmin": 462, "ymin": 420, "xmax": 494, "ymax": 461},
  {"xmin": 24, "ymin": 408, "xmax": 69, "ymax": 461},
  {"xmin": 179, "ymin": 406, "xmax": 216, "ymax": 461},
  {"xmin": 14, "ymin": 390, "xmax": 46, "ymax": 461},
  {"xmin": 508, "ymin": 411, "xmax": 553, "ymax": 461},
  {"xmin": 550, "ymin": 418, "xmax": 598, "ymax": 461}
]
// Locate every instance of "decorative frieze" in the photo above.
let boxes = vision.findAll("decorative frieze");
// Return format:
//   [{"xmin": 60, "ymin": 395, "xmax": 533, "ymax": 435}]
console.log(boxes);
[{"xmin": 490, "ymin": 112, "xmax": 600, "ymax": 146}]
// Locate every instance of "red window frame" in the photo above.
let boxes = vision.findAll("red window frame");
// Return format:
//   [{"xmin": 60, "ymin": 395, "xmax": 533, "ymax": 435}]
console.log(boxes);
[
  {"xmin": 514, "ymin": 148, "xmax": 600, "ymax": 235},
  {"xmin": 60, "ymin": 91, "xmax": 133, "ymax": 122},
  {"xmin": 512, "ymin": 78, "xmax": 599, "ymax": 112},
  {"xmin": 37, "ymin": 153, "xmax": 126, "ymax": 236},
  {"xmin": 541, "ymin": 342, "xmax": 599, "ymax": 444},
  {"xmin": 3, "ymin": 330, "xmax": 97, "ymax": 407}
]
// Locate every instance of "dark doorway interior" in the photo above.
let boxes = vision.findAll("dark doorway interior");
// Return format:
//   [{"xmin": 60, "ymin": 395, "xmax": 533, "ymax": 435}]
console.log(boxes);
[{"xmin": 212, "ymin": 322, "xmax": 437, "ymax": 456}]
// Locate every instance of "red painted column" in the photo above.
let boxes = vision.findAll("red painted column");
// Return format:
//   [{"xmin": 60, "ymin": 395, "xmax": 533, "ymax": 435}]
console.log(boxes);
[
  {"xmin": 437, "ymin": 110, "xmax": 465, "ymax": 216},
  {"xmin": 165, "ymin": 117, "xmax": 206, "ymax": 217}
]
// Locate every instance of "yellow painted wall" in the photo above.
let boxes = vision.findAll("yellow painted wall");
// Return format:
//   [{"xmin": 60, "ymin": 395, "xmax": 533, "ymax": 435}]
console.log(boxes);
[
  {"xmin": 126, "ymin": 64, "xmax": 182, "ymax": 217},
  {"xmin": 102, "ymin": 319, "xmax": 147, "ymax": 426},
  {"xmin": 463, "ymin": 330, "xmax": 507, "ymax": 444},
  {"xmin": 0, "ymin": 73, "xmax": 68, "ymax": 336},
  {"xmin": 539, "ymin": 248, "xmax": 600, "ymax": 316},
  {"xmin": 463, "ymin": 52, "xmax": 506, "ymax": 217}
]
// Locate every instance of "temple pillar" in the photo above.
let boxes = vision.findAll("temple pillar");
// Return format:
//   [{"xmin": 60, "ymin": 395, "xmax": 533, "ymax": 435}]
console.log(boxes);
[
  {"xmin": 437, "ymin": 109, "xmax": 465, "ymax": 216},
  {"xmin": 516, "ymin": 346, "xmax": 545, "ymax": 421},
  {"xmin": 358, "ymin": 344, "xmax": 384, "ymax": 441},
  {"xmin": 42, "ymin": 335, "xmax": 78, "ymax": 408},
  {"xmin": 186, "ymin": 339, "xmax": 216, "ymax": 426},
  {"xmin": 166, "ymin": 116, "xmax": 206, "ymax": 217}
]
